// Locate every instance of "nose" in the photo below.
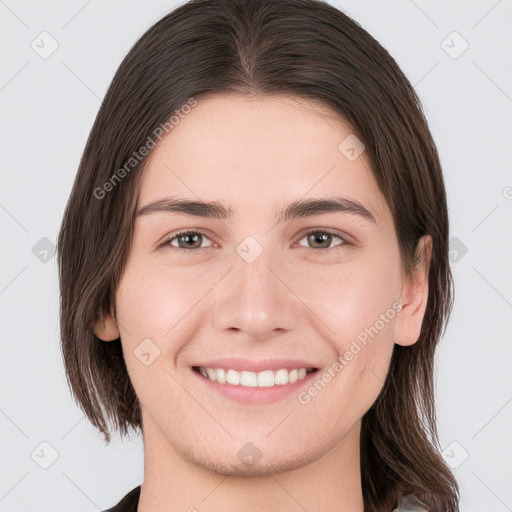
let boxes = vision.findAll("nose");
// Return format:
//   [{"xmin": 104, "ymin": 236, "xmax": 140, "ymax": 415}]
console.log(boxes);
[{"xmin": 211, "ymin": 244, "xmax": 300, "ymax": 340}]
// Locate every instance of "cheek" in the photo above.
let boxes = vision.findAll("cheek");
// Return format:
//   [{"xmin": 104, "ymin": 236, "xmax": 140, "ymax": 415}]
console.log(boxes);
[
  {"xmin": 115, "ymin": 258, "xmax": 212, "ymax": 341},
  {"xmin": 297, "ymin": 246, "xmax": 403, "ymax": 349},
  {"xmin": 114, "ymin": 260, "xmax": 205, "ymax": 414}
]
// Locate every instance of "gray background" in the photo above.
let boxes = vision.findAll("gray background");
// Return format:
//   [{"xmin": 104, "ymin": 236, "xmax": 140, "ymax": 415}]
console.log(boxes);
[{"xmin": 1, "ymin": 1, "xmax": 511, "ymax": 510}]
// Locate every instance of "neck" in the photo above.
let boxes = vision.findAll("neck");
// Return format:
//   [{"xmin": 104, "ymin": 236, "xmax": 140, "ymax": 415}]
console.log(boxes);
[{"xmin": 137, "ymin": 415, "xmax": 364, "ymax": 512}]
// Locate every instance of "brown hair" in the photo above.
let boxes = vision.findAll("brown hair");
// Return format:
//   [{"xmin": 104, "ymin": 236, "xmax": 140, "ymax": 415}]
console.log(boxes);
[{"xmin": 57, "ymin": 0, "xmax": 459, "ymax": 510}]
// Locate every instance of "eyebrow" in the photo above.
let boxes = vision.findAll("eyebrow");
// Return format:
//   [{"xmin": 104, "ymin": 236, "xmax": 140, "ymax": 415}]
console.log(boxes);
[{"xmin": 137, "ymin": 195, "xmax": 377, "ymax": 224}]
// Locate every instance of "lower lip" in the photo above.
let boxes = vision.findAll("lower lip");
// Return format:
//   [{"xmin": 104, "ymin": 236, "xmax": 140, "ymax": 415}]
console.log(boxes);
[{"xmin": 193, "ymin": 368, "xmax": 319, "ymax": 405}]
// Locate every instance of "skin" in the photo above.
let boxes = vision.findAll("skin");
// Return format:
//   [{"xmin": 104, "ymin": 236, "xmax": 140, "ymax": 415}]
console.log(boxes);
[{"xmin": 96, "ymin": 94, "xmax": 430, "ymax": 512}]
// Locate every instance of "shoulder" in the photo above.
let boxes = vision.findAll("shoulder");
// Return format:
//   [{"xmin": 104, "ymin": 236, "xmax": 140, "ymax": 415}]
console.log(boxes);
[{"xmin": 101, "ymin": 485, "xmax": 141, "ymax": 512}]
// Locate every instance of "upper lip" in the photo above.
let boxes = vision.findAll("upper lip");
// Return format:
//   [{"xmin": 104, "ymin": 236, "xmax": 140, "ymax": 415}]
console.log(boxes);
[{"xmin": 193, "ymin": 358, "xmax": 319, "ymax": 372}]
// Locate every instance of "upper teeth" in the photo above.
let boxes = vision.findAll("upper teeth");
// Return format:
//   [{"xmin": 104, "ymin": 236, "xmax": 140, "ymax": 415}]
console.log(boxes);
[{"xmin": 199, "ymin": 367, "xmax": 312, "ymax": 387}]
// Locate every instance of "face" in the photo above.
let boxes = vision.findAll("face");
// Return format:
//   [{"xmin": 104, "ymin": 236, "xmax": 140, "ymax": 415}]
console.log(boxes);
[{"xmin": 97, "ymin": 94, "xmax": 428, "ymax": 476}]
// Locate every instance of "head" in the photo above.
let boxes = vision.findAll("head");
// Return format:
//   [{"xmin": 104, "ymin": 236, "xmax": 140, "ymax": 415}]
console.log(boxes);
[{"xmin": 57, "ymin": 1, "xmax": 459, "ymax": 511}]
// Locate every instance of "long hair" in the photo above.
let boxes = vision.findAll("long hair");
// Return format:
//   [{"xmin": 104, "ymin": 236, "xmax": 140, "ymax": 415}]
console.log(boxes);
[{"xmin": 57, "ymin": 1, "xmax": 459, "ymax": 510}]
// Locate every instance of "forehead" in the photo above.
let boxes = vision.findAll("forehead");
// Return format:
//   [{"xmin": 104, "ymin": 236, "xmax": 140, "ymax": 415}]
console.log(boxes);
[{"xmin": 138, "ymin": 94, "xmax": 389, "ymax": 225}]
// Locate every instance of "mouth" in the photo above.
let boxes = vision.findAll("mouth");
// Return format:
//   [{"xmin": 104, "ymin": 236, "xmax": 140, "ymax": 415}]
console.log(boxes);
[
  {"xmin": 190, "ymin": 358, "xmax": 321, "ymax": 404},
  {"xmin": 192, "ymin": 366, "xmax": 318, "ymax": 388}
]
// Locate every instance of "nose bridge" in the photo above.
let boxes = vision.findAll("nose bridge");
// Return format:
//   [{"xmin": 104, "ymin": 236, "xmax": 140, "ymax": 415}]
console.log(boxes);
[{"xmin": 212, "ymin": 238, "xmax": 299, "ymax": 339}]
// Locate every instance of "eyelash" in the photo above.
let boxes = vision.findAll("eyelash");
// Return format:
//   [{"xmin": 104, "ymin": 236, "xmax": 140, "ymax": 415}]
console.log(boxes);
[{"xmin": 158, "ymin": 228, "xmax": 350, "ymax": 256}]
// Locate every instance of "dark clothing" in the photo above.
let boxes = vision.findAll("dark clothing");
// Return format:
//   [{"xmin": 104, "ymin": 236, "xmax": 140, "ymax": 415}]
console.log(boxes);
[{"xmin": 102, "ymin": 486, "xmax": 141, "ymax": 512}]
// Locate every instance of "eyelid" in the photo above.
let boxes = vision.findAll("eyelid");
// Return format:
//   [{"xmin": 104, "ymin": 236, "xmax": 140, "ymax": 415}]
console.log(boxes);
[
  {"xmin": 157, "ymin": 229, "xmax": 216, "ymax": 251},
  {"xmin": 157, "ymin": 227, "xmax": 357, "ymax": 253},
  {"xmin": 293, "ymin": 227, "xmax": 356, "ymax": 248}
]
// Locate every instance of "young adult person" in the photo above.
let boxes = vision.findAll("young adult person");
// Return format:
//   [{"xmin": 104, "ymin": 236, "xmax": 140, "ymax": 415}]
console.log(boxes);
[{"xmin": 57, "ymin": 1, "xmax": 460, "ymax": 510}]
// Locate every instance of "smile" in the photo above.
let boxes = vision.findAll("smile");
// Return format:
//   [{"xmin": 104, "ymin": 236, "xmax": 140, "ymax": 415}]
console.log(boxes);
[{"xmin": 193, "ymin": 366, "xmax": 317, "ymax": 387}]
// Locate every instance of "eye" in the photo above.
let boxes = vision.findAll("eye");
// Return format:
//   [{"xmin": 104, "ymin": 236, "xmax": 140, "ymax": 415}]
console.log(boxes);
[
  {"xmin": 158, "ymin": 228, "xmax": 350, "ymax": 255},
  {"xmin": 295, "ymin": 229, "xmax": 348, "ymax": 252},
  {"xmin": 159, "ymin": 230, "xmax": 214, "ymax": 253}
]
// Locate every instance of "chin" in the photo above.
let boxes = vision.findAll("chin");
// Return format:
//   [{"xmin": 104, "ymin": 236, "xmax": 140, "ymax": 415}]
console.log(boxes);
[
  {"xmin": 176, "ymin": 439, "xmax": 317, "ymax": 478},
  {"xmin": 197, "ymin": 454, "xmax": 313, "ymax": 478}
]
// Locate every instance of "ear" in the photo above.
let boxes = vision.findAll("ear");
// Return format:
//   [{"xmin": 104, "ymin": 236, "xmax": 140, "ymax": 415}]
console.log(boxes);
[
  {"xmin": 394, "ymin": 235, "xmax": 432, "ymax": 347},
  {"xmin": 94, "ymin": 313, "xmax": 120, "ymax": 342}
]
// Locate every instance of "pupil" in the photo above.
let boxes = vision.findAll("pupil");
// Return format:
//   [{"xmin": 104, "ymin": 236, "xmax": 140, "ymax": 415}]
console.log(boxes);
[
  {"xmin": 182, "ymin": 234, "xmax": 200, "ymax": 248},
  {"xmin": 309, "ymin": 232, "xmax": 331, "ymax": 248}
]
